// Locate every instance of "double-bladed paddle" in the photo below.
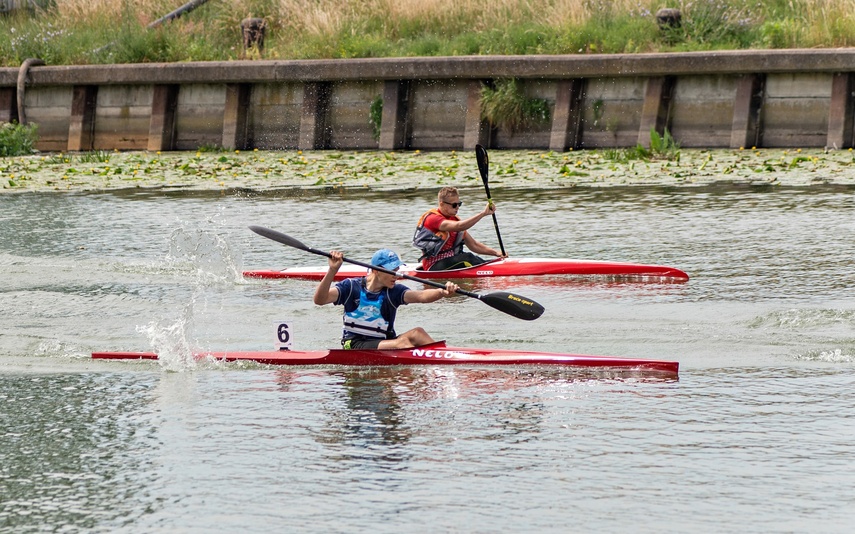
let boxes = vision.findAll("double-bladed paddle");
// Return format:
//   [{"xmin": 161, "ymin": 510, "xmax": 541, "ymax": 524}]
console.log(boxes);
[
  {"xmin": 475, "ymin": 144, "xmax": 507, "ymax": 257},
  {"xmin": 248, "ymin": 225, "xmax": 544, "ymax": 321}
]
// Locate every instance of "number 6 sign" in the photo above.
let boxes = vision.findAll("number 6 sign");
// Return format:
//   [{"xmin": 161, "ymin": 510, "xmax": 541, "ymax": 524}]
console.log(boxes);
[{"xmin": 275, "ymin": 321, "xmax": 292, "ymax": 351}]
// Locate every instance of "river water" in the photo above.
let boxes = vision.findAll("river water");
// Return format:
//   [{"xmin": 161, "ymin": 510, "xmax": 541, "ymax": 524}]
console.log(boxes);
[{"xmin": 2, "ymin": 184, "xmax": 854, "ymax": 532}]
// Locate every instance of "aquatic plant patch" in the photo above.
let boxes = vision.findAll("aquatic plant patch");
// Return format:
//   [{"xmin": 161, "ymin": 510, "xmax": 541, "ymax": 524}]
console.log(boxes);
[{"xmin": 1, "ymin": 148, "xmax": 854, "ymax": 193}]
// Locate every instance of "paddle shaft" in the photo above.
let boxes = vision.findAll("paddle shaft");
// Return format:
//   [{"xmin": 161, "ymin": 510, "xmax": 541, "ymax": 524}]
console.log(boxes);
[
  {"xmin": 475, "ymin": 145, "xmax": 506, "ymax": 256},
  {"xmin": 483, "ymin": 181, "xmax": 506, "ymax": 256},
  {"xmin": 248, "ymin": 225, "xmax": 481, "ymax": 298},
  {"xmin": 320, "ymin": 248, "xmax": 486, "ymax": 297},
  {"xmin": 248, "ymin": 225, "xmax": 544, "ymax": 320}
]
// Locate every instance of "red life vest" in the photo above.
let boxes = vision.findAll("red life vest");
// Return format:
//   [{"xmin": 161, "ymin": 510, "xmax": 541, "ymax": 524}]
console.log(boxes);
[{"xmin": 412, "ymin": 208, "xmax": 465, "ymax": 262}]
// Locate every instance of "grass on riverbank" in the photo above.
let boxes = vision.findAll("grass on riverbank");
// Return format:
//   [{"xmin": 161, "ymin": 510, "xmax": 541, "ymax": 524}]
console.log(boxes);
[
  {"xmin": 3, "ymin": 0, "xmax": 855, "ymax": 66},
  {"xmin": 2, "ymin": 148, "xmax": 854, "ymax": 193}
]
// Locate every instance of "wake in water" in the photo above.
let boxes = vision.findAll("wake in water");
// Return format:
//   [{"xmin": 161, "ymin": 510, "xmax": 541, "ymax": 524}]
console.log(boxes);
[
  {"xmin": 795, "ymin": 347, "xmax": 855, "ymax": 363},
  {"xmin": 749, "ymin": 308, "xmax": 855, "ymax": 363},
  {"xmin": 749, "ymin": 308, "xmax": 855, "ymax": 328}
]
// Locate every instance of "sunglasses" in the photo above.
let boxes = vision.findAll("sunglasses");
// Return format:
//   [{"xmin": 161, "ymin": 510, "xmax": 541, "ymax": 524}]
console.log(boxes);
[{"xmin": 442, "ymin": 201, "xmax": 463, "ymax": 209}]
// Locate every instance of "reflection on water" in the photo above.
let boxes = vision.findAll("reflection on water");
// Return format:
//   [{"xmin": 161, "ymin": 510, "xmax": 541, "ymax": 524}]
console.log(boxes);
[
  {"xmin": 0, "ymin": 373, "xmax": 161, "ymax": 531},
  {"xmin": 321, "ymin": 370, "xmax": 413, "ymax": 465},
  {"xmin": 271, "ymin": 366, "xmax": 677, "ymax": 469}
]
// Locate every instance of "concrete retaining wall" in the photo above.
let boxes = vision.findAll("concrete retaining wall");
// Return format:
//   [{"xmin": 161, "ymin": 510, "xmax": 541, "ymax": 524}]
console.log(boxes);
[{"xmin": 1, "ymin": 50, "xmax": 854, "ymax": 152}]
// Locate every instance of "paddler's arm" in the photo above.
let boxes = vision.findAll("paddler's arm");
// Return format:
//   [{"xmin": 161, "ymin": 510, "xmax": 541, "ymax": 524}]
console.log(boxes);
[
  {"xmin": 462, "ymin": 232, "xmax": 506, "ymax": 258},
  {"xmin": 404, "ymin": 281, "xmax": 459, "ymax": 304},
  {"xmin": 313, "ymin": 250, "xmax": 343, "ymax": 305},
  {"xmin": 437, "ymin": 202, "xmax": 496, "ymax": 233}
]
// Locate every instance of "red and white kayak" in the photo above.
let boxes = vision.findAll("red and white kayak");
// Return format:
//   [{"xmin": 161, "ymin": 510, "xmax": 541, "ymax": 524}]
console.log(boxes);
[
  {"xmin": 92, "ymin": 341, "xmax": 678, "ymax": 375},
  {"xmin": 243, "ymin": 257, "xmax": 689, "ymax": 281}
]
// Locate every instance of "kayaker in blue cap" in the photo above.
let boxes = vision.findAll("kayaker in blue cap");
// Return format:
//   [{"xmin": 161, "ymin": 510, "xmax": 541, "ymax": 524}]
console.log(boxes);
[{"xmin": 313, "ymin": 248, "xmax": 459, "ymax": 349}]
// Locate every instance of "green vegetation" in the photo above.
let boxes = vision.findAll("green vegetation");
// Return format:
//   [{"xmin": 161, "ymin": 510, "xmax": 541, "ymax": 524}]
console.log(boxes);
[
  {"xmin": 480, "ymin": 79, "xmax": 550, "ymax": 133},
  {"xmin": 648, "ymin": 128, "xmax": 681, "ymax": 160},
  {"xmin": 2, "ymin": 0, "xmax": 855, "ymax": 66},
  {"xmin": 369, "ymin": 95, "xmax": 383, "ymax": 141},
  {"xmin": 604, "ymin": 128, "xmax": 681, "ymax": 162},
  {"xmin": 2, "ymin": 147, "xmax": 850, "ymax": 192},
  {"xmin": 0, "ymin": 122, "xmax": 39, "ymax": 157}
]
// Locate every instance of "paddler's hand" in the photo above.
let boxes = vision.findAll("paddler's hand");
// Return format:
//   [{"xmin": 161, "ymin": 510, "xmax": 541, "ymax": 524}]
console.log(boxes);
[
  {"xmin": 442, "ymin": 281, "xmax": 459, "ymax": 297},
  {"xmin": 482, "ymin": 201, "xmax": 497, "ymax": 216},
  {"xmin": 328, "ymin": 250, "xmax": 344, "ymax": 271}
]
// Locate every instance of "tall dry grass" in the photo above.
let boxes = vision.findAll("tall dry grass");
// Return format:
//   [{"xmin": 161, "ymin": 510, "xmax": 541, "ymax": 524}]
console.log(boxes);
[
  {"xmin": 273, "ymin": 0, "xmax": 593, "ymax": 37},
  {"xmin": 3, "ymin": 0, "xmax": 855, "ymax": 65},
  {"xmin": 791, "ymin": 0, "xmax": 855, "ymax": 46},
  {"xmin": 54, "ymin": 0, "xmax": 168, "ymax": 20}
]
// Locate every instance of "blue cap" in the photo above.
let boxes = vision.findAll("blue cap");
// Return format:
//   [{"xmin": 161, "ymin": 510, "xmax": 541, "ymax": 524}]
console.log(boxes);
[{"xmin": 370, "ymin": 249, "xmax": 402, "ymax": 270}]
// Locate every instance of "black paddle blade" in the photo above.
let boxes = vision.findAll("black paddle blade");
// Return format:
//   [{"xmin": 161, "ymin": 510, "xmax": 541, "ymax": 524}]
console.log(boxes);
[
  {"xmin": 475, "ymin": 144, "xmax": 489, "ymax": 184},
  {"xmin": 475, "ymin": 144, "xmax": 506, "ymax": 256},
  {"xmin": 249, "ymin": 225, "xmax": 314, "ymax": 254},
  {"xmin": 479, "ymin": 291, "xmax": 544, "ymax": 321}
]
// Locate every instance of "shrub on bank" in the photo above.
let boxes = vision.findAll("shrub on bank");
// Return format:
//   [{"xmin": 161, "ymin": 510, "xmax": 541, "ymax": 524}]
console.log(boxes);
[
  {"xmin": 480, "ymin": 79, "xmax": 551, "ymax": 133},
  {"xmin": 0, "ymin": 122, "xmax": 39, "ymax": 157}
]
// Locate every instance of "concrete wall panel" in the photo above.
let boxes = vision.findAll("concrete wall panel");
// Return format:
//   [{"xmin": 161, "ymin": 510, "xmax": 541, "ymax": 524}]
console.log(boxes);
[
  {"xmin": 327, "ymin": 81, "xmax": 382, "ymax": 150},
  {"xmin": 249, "ymin": 83, "xmax": 302, "ymax": 149},
  {"xmin": 670, "ymin": 75, "xmax": 737, "ymax": 148},
  {"xmin": 762, "ymin": 73, "xmax": 831, "ymax": 148},
  {"xmin": 408, "ymin": 80, "xmax": 469, "ymax": 150},
  {"xmin": 93, "ymin": 85, "xmax": 152, "ymax": 150},
  {"xmin": 174, "ymin": 84, "xmax": 226, "ymax": 150},
  {"xmin": 26, "ymin": 86, "xmax": 72, "ymax": 152},
  {"xmin": 580, "ymin": 77, "xmax": 646, "ymax": 148}
]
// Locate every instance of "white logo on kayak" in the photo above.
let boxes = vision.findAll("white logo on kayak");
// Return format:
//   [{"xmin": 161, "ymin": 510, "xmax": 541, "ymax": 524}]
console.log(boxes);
[
  {"xmin": 475, "ymin": 270, "xmax": 493, "ymax": 275},
  {"xmin": 411, "ymin": 349, "xmax": 468, "ymax": 359}
]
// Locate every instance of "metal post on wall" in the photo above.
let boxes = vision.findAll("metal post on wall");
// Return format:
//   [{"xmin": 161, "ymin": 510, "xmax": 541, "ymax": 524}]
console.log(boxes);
[{"xmin": 16, "ymin": 58, "xmax": 45, "ymax": 126}]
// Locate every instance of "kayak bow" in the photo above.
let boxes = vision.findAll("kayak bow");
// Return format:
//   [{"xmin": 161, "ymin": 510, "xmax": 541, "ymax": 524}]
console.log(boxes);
[
  {"xmin": 243, "ymin": 257, "xmax": 689, "ymax": 281},
  {"xmin": 92, "ymin": 341, "xmax": 679, "ymax": 375}
]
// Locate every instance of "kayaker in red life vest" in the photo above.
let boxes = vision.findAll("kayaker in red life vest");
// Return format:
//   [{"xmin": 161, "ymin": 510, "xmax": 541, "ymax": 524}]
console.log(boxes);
[
  {"xmin": 313, "ymin": 249, "xmax": 459, "ymax": 350},
  {"xmin": 413, "ymin": 186, "xmax": 507, "ymax": 270}
]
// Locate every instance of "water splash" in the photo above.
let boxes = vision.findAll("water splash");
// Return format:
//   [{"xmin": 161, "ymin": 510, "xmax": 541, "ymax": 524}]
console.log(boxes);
[
  {"xmin": 136, "ymin": 307, "xmax": 197, "ymax": 372},
  {"xmin": 131, "ymin": 214, "xmax": 250, "ymax": 371},
  {"xmin": 165, "ymin": 218, "xmax": 244, "ymax": 285}
]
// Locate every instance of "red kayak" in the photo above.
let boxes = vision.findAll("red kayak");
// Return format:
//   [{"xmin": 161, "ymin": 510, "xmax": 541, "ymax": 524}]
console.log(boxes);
[
  {"xmin": 243, "ymin": 257, "xmax": 689, "ymax": 281},
  {"xmin": 92, "ymin": 341, "xmax": 678, "ymax": 375}
]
